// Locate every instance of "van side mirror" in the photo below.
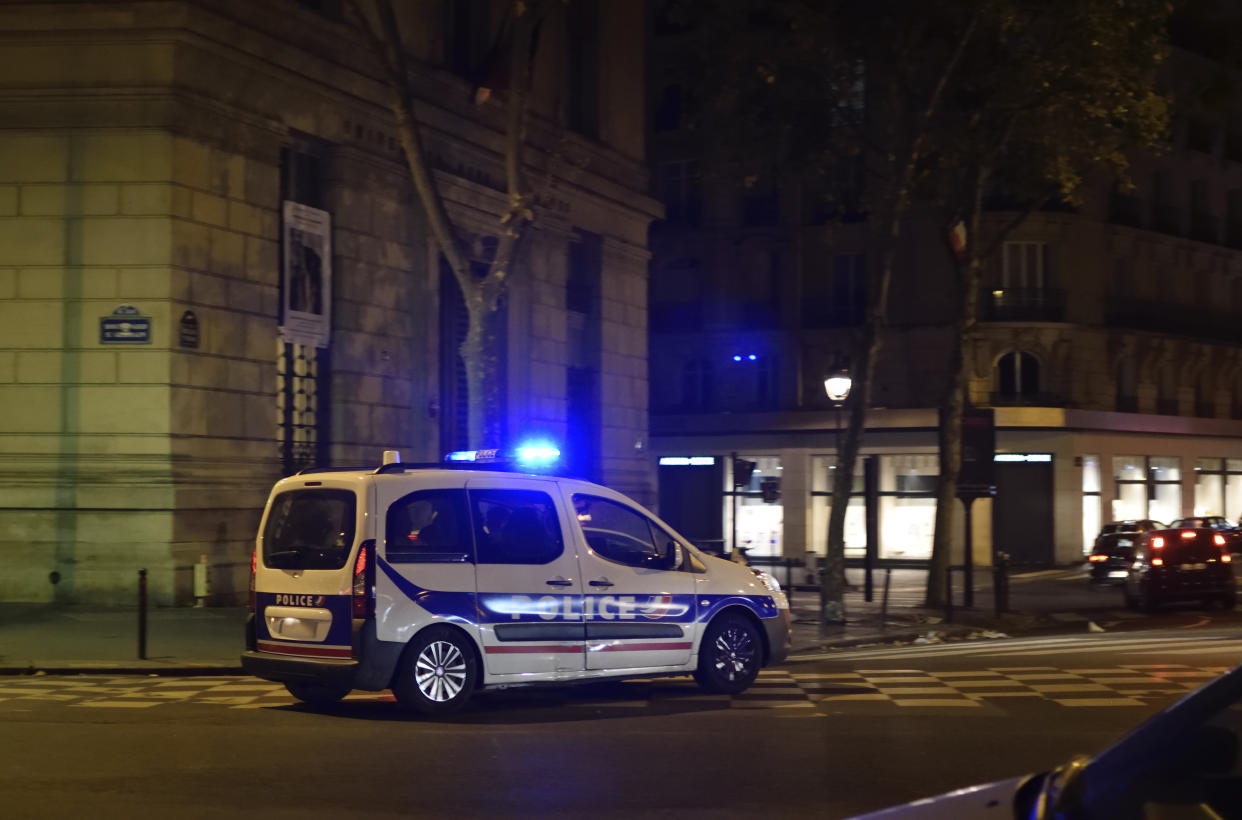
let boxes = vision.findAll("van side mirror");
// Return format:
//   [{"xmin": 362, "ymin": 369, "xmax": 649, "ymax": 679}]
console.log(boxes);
[{"xmin": 663, "ymin": 541, "xmax": 683, "ymax": 570}]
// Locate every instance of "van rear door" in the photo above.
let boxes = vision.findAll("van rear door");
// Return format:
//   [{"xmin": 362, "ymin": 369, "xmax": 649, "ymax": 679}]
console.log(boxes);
[{"xmin": 253, "ymin": 480, "xmax": 364, "ymax": 660}]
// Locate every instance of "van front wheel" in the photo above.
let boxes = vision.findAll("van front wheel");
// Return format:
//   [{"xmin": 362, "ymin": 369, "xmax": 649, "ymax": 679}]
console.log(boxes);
[
  {"xmin": 694, "ymin": 612, "xmax": 761, "ymax": 695},
  {"xmin": 393, "ymin": 626, "xmax": 478, "ymax": 716}
]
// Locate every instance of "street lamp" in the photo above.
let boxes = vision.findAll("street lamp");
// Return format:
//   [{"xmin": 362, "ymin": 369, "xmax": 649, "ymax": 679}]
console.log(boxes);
[{"xmin": 824, "ymin": 371, "xmax": 852, "ymax": 405}]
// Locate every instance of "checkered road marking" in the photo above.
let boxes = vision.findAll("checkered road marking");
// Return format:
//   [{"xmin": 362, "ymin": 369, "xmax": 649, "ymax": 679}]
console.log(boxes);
[{"xmin": 0, "ymin": 663, "xmax": 1228, "ymax": 713}]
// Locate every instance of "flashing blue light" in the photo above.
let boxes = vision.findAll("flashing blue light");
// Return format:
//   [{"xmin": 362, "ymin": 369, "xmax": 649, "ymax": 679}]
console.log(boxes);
[
  {"xmin": 446, "ymin": 450, "xmax": 479, "ymax": 462},
  {"xmin": 732, "ymin": 355, "xmax": 742, "ymax": 362},
  {"xmin": 515, "ymin": 441, "xmax": 561, "ymax": 468},
  {"xmin": 747, "ymin": 353, "xmax": 757, "ymax": 361}
]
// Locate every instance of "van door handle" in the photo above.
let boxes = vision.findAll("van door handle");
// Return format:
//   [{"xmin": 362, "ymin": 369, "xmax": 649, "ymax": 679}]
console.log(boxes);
[
  {"xmin": 545, "ymin": 577, "xmax": 573, "ymax": 587},
  {"xmin": 589, "ymin": 578, "xmax": 614, "ymax": 588}
]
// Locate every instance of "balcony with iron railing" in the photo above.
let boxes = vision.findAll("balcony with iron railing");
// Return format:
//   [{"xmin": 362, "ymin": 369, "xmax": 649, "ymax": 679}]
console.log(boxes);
[
  {"xmin": 1152, "ymin": 205, "xmax": 1181, "ymax": 236},
  {"xmin": 1191, "ymin": 211, "xmax": 1219, "ymax": 244},
  {"xmin": 1106, "ymin": 297, "xmax": 1242, "ymax": 344},
  {"xmin": 982, "ymin": 288, "xmax": 1066, "ymax": 322}
]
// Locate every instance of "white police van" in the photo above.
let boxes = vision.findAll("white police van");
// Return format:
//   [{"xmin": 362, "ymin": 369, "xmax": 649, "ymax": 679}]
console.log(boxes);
[{"xmin": 241, "ymin": 449, "xmax": 791, "ymax": 714}]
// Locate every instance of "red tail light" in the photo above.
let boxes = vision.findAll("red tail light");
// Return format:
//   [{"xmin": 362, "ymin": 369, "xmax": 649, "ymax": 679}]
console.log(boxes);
[
  {"xmin": 1152, "ymin": 537, "xmax": 1165, "ymax": 549},
  {"xmin": 248, "ymin": 549, "xmax": 257, "ymax": 612},
  {"xmin": 352, "ymin": 540, "xmax": 376, "ymax": 619},
  {"xmin": 1215, "ymin": 534, "xmax": 1226, "ymax": 546},
  {"xmin": 1151, "ymin": 557, "xmax": 1164, "ymax": 566},
  {"xmin": 1088, "ymin": 554, "xmax": 1107, "ymax": 562},
  {"xmin": 1223, "ymin": 553, "xmax": 1232, "ymax": 563},
  {"xmin": 1181, "ymin": 530, "xmax": 1196, "ymax": 539}
]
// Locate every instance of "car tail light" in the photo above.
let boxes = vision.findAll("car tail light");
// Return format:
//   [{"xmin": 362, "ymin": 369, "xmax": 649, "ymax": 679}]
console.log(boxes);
[
  {"xmin": 1088, "ymin": 554, "xmax": 1107, "ymax": 562},
  {"xmin": 352, "ymin": 539, "xmax": 376, "ymax": 619},
  {"xmin": 1181, "ymin": 530, "xmax": 1196, "ymax": 539},
  {"xmin": 1151, "ymin": 557, "xmax": 1164, "ymax": 566},
  {"xmin": 1152, "ymin": 537, "xmax": 1164, "ymax": 549},
  {"xmin": 1215, "ymin": 534, "xmax": 1226, "ymax": 546},
  {"xmin": 248, "ymin": 548, "xmax": 257, "ymax": 613},
  {"xmin": 1223, "ymin": 554, "xmax": 1233, "ymax": 563}
]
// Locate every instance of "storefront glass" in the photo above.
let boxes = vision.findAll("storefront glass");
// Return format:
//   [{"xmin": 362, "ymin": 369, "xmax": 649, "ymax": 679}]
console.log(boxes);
[
  {"xmin": 878, "ymin": 454, "xmax": 938, "ymax": 560},
  {"xmin": 1082, "ymin": 454, "xmax": 1100, "ymax": 555},
  {"xmin": 1228, "ymin": 459, "xmax": 1242, "ymax": 523},
  {"xmin": 726, "ymin": 455, "xmax": 782, "ymax": 559},
  {"xmin": 1112, "ymin": 455, "xmax": 1181, "ymax": 524},
  {"xmin": 810, "ymin": 456, "xmax": 865, "ymax": 557},
  {"xmin": 1196, "ymin": 459, "xmax": 1224, "ymax": 517}
]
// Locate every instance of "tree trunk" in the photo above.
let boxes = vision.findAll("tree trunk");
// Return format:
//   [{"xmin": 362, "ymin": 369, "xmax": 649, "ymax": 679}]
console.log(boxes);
[
  {"xmin": 927, "ymin": 170, "xmax": 986, "ymax": 608},
  {"xmin": 348, "ymin": 0, "xmax": 537, "ymax": 449}
]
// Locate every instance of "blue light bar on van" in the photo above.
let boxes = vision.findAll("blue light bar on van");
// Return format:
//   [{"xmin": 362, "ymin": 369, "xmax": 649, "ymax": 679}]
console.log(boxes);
[
  {"xmin": 445, "ymin": 448, "xmax": 500, "ymax": 462},
  {"xmin": 515, "ymin": 442, "xmax": 561, "ymax": 468}
]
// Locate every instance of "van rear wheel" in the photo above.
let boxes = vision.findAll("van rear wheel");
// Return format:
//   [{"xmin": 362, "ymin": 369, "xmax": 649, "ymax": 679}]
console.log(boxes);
[
  {"xmin": 694, "ymin": 612, "xmax": 761, "ymax": 695},
  {"xmin": 285, "ymin": 681, "xmax": 350, "ymax": 708},
  {"xmin": 393, "ymin": 626, "xmax": 478, "ymax": 716}
]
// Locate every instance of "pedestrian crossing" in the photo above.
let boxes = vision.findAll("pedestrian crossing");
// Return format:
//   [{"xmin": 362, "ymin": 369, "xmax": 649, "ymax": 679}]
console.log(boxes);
[
  {"xmin": 0, "ymin": 660, "xmax": 1229, "ymax": 714},
  {"xmin": 792, "ymin": 632, "xmax": 1242, "ymax": 663}
]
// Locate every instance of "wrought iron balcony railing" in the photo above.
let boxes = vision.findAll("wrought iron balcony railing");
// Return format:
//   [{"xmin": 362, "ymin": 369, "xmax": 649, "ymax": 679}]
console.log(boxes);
[{"xmin": 982, "ymin": 288, "xmax": 1066, "ymax": 322}]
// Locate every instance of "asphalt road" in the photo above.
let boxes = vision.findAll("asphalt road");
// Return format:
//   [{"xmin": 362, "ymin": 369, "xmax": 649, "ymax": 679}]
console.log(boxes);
[{"xmin": 3, "ymin": 626, "xmax": 1241, "ymax": 820}]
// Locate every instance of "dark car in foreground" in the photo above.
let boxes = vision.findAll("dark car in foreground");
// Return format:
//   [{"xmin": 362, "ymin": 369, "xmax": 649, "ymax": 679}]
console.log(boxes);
[
  {"xmin": 852, "ymin": 662, "xmax": 1242, "ymax": 818},
  {"xmin": 1170, "ymin": 516, "xmax": 1242, "ymax": 552},
  {"xmin": 1122, "ymin": 527, "xmax": 1236, "ymax": 611}
]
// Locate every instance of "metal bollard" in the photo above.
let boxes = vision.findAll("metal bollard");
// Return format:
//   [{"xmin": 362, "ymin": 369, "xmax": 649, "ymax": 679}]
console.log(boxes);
[
  {"xmin": 994, "ymin": 552, "xmax": 1010, "ymax": 616},
  {"xmin": 138, "ymin": 568, "xmax": 148, "ymax": 660},
  {"xmin": 880, "ymin": 567, "xmax": 892, "ymax": 624}
]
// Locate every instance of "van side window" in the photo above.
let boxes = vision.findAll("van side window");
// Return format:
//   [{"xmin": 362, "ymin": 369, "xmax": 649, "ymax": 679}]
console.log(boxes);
[
  {"xmin": 470, "ymin": 489, "xmax": 563, "ymax": 565},
  {"xmin": 573, "ymin": 494, "xmax": 672, "ymax": 570},
  {"xmin": 386, "ymin": 489, "xmax": 472, "ymax": 563}
]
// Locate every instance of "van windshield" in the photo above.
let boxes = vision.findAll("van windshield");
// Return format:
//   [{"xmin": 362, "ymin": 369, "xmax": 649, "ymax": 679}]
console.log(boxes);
[{"xmin": 262, "ymin": 489, "xmax": 357, "ymax": 570}]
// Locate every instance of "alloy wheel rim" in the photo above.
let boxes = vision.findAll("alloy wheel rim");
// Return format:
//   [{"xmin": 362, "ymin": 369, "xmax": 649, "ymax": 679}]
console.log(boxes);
[
  {"xmin": 415, "ymin": 640, "xmax": 467, "ymax": 702},
  {"xmin": 712, "ymin": 625, "xmax": 756, "ymax": 681}
]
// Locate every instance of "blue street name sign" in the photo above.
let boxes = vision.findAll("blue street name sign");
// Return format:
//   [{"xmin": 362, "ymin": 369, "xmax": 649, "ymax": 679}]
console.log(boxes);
[{"xmin": 100, "ymin": 304, "xmax": 152, "ymax": 344}]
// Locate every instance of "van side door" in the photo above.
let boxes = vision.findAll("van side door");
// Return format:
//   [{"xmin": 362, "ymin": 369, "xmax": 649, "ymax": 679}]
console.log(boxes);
[
  {"xmin": 467, "ymin": 477, "xmax": 586, "ymax": 678},
  {"xmin": 569, "ymin": 492, "xmax": 696, "ymax": 670}
]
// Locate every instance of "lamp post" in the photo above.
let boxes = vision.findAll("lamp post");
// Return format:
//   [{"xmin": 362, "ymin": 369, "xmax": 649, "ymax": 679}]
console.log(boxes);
[{"xmin": 823, "ymin": 369, "xmax": 854, "ymax": 599}]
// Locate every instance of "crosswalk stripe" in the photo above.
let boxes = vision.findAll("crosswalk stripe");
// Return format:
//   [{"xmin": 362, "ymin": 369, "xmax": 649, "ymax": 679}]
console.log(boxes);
[{"xmin": 798, "ymin": 635, "xmax": 1242, "ymax": 662}]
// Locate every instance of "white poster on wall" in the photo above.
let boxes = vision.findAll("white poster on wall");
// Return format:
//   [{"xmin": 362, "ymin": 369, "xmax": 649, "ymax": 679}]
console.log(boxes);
[{"xmin": 281, "ymin": 201, "xmax": 331, "ymax": 348}]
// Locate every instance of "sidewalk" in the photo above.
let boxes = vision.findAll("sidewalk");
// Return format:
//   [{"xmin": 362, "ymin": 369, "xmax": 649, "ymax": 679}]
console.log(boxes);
[{"xmin": 0, "ymin": 565, "xmax": 1110, "ymax": 676}]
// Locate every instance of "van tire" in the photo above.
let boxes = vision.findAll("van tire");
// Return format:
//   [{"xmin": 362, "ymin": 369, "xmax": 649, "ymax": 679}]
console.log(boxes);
[
  {"xmin": 285, "ymin": 681, "xmax": 350, "ymax": 708},
  {"xmin": 693, "ymin": 612, "xmax": 761, "ymax": 695},
  {"xmin": 393, "ymin": 626, "xmax": 478, "ymax": 716}
]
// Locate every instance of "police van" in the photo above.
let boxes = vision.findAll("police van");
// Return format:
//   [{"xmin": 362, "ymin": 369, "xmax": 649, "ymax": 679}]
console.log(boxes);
[{"xmin": 241, "ymin": 449, "xmax": 791, "ymax": 714}]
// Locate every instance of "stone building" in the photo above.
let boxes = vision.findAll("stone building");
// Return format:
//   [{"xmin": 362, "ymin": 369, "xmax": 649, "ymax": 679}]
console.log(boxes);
[
  {"xmin": 647, "ymin": 8, "xmax": 1242, "ymax": 573},
  {"xmin": 0, "ymin": 0, "xmax": 658, "ymax": 605}
]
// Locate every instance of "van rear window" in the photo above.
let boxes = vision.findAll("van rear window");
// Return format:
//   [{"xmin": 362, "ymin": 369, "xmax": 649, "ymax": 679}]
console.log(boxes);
[{"xmin": 262, "ymin": 489, "xmax": 357, "ymax": 570}]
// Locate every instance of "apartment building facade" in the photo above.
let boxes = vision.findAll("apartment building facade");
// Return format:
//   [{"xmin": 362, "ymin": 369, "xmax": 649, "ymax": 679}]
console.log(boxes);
[{"xmin": 0, "ymin": 0, "xmax": 659, "ymax": 604}]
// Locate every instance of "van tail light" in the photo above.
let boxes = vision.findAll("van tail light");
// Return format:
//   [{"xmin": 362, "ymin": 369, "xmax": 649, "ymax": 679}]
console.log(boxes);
[
  {"xmin": 1223, "ymin": 553, "xmax": 1233, "ymax": 563},
  {"xmin": 1215, "ymin": 534, "xmax": 1226, "ymax": 546},
  {"xmin": 248, "ymin": 549, "xmax": 257, "ymax": 612},
  {"xmin": 352, "ymin": 539, "xmax": 376, "ymax": 619},
  {"xmin": 1088, "ymin": 554, "xmax": 1107, "ymax": 562},
  {"xmin": 1152, "ymin": 537, "xmax": 1164, "ymax": 549},
  {"xmin": 1151, "ymin": 557, "xmax": 1164, "ymax": 566}
]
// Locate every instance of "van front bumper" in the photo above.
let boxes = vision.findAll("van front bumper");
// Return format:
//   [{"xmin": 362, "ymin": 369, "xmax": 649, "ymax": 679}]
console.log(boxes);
[{"xmin": 764, "ymin": 610, "xmax": 792, "ymax": 665}]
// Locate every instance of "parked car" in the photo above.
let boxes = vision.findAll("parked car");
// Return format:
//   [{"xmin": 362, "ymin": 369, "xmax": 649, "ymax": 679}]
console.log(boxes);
[
  {"xmin": 851, "ymin": 661, "xmax": 1242, "ymax": 819},
  {"xmin": 1087, "ymin": 521, "xmax": 1164, "ymax": 585},
  {"xmin": 1086, "ymin": 532, "xmax": 1140, "ymax": 586},
  {"xmin": 1170, "ymin": 516, "xmax": 1242, "ymax": 552},
  {"xmin": 1121, "ymin": 527, "xmax": 1236, "ymax": 611}
]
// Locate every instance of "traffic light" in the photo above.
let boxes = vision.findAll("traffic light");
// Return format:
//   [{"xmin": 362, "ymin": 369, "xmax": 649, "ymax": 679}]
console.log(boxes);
[{"xmin": 733, "ymin": 458, "xmax": 757, "ymax": 488}]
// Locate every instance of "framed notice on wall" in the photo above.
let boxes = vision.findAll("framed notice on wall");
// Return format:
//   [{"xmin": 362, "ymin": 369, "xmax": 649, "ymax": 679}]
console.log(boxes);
[{"xmin": 280, "ymin": 201, "xmax": 332, "ymax": 348}]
